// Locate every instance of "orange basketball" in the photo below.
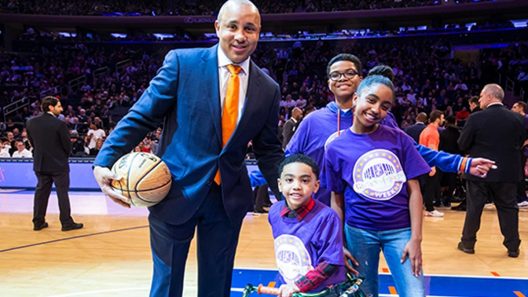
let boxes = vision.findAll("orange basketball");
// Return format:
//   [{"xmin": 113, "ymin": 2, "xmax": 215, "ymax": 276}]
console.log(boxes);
[{"xmin": 110, "ymin": 152, "xmax": 172, "ymax": 207}]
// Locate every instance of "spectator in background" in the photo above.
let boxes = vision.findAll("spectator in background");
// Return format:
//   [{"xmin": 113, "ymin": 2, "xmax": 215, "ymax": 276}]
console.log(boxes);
[
  {"xmin": 20, "ymin": 129, "xmax": 32, "ymax": 150},
  {"xmin": 419, "ymin": 110, "xmax": 445, "ymax": 217},
  {"xmin": 86, "ymin": 123, "xmax": 106, "ymax": 150},
  {"xmin": 6, "ymin": 131, "xmax": 16, "ymax": 156},
  {"xmin": 89, "ymin": 138, "xmax": 104, "ymax": 156},
  {"xmin": 404, "ymin": 112, "xmax": 428, "ymax": 143},
  {"xmin": 11, "ymin": 140, "xmax": 33, "ymax": 158},
  {"xmin": 282, "ymin": 107, "xmax": 303, "ymax": 149},
  {"xmin": 439, "ymin": 115, "xmax": 461, "ymax": 207},
  {"xmin": 458, "ymin": 84, "xmax": 525, "ymax": 258},
  {"xmin": 455, "ymin": 107, "xmax": 470, "ymax": 125},
  {"xmin": 139, "ymin": 137, "xmax": 153, "ymax": 153},
  {"xmin": 468, "ymin": 96, "xmax": 480, "ymax": 113},
  {"xmin": 511, "ymin": 101, "xmax": 528, "ymax": 129},
  {"xmin": 0, "ymin": 139, "xmax": 11, "ymax": 157},
  {"xmin": 70, "ymin": 131, "xmax": 89, "ymax": 157},
  {"xmin": 511, "ymin": 101, "xmax": 528, "ymax": 209}
]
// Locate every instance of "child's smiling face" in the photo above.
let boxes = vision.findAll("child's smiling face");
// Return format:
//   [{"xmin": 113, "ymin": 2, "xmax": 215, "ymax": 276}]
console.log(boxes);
[{"xmin": 278, "ymin": 162, "xmax": 319, "ymax": 210}]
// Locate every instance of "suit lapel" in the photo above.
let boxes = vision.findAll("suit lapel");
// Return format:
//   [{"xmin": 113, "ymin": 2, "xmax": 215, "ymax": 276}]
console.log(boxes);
[
  {"xmin": 228, "ymin": 61, "xmax": 261, "ymax": 146},
  {"xmin": 201, "ymin": 45, "xmax": 222, "ymax": 145}
]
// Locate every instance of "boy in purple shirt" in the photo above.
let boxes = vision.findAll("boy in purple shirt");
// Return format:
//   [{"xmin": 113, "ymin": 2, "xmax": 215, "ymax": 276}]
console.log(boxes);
[
  {"xmin": 269, "ymin": 154, "xmax": 346, "ymax": 296},
  {"xmin": 324, "ymin": 75, "xmax": 430, "ymax": 297}
]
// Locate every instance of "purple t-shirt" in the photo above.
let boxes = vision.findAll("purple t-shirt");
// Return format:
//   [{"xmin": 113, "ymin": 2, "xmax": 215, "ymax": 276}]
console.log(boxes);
[
  {"xmin": 268, "ymin": 200, "xmax": 346, "ymax": 292},
  {"xmin": 285, "ymin": 102, "xmax": 398, "ymax": 205},
  {"xmin": 323, "ymin": 125, "xmax": 430, "ymax": 231}
]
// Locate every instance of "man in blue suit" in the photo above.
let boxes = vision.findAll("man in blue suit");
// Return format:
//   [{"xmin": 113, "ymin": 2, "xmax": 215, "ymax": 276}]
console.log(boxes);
[{"xmin": 93, "ymin": 1, "xmax": 283, "ymax": 296}]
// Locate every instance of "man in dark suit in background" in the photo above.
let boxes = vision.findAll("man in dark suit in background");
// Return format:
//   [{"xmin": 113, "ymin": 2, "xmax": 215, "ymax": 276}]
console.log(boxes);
[
  {"xmin": 26, "ymin": 96, "xmax": 83, "ymax": 231},
  {"xmin": 452, "ymin": 96, "xmax": 483, "ymax": 211},
  {"xmin": 404, "ymin": 112, "xmax": 427, "ymax": 143},
  {"xmin": 282, "ymin": 107, "xmax": 303, "ymax": 149},
  {"xmin": 93, "ymin": 1, "xmax": 284, "ymax": 296},
  {"xmin": 457, "ymin": 84, "xmax": 525, "ymax": 258},
  {"xmin": 468, "ymin": 95, "xmax": 481, "ymax": 113},
  {"xmin": 439, "ymin": 115, "xmax": 461, "ymax": 207}
]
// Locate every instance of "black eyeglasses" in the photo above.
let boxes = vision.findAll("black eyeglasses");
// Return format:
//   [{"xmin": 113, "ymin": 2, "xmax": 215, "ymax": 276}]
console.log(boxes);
[{"xmin": 328, "ymin": 70, "xmax": 359, "ymax": 81}]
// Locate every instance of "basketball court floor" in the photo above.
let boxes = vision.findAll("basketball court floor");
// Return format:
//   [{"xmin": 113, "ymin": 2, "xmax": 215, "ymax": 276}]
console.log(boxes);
[{"xmin": 1, "ymin": 190, "xmax": 527, "ymax": 297}]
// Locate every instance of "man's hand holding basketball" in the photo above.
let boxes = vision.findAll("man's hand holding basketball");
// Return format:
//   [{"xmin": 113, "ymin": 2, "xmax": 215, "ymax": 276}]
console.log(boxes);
[{"xmin": 93, "ymin": 166, "xmax": 131, "ymax": 208}]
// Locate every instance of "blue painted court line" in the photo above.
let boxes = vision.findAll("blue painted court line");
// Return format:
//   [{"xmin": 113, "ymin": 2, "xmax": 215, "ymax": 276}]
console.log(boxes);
[{"xmin": 230, "ymin": 268, "xmax": 528, "ymax": 297}]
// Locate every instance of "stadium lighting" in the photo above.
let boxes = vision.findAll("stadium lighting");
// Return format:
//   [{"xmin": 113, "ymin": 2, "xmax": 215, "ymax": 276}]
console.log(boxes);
[
  {"xmin": 110, "ymin": 33, "xmax": 127, "ymax": 38},
  {"xmin": 511, "ymin": 19, "xmax": 527, "ymax": 28}
]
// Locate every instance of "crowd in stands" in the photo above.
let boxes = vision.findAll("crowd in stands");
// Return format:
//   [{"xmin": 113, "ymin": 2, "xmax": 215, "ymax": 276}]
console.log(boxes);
[
  {"xmin": 0, "ymin": 0, "xmax": 494, "ymax": 16},
  {"xmin": 1, "ymin": 34, "xmax": 527, "ymax": 159}
]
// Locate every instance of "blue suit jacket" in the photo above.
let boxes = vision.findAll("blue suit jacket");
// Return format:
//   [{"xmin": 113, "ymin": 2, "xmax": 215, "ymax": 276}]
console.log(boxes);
[{"xmin": 94, "ymin": 45, "xmax": 284, "ymax": 224}]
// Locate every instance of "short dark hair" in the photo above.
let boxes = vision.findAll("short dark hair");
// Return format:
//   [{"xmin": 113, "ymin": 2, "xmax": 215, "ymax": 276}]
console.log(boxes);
[
  {"xmin": 368, "ymin": 65, "xmax": 394, "ymax": 81},
  {"xmin": 416, "ymin": 112, "xmax": 428, "ymax": 123},
  {"xmin": 445, "ymin": 115, "xmax": 456, "ymax": 125},
  {"xmin": 514, "ymin": 101, "xmax": 527, "ymax": 112},
  {"xmin": 326, "ymin": 53, "xmax": 362, "ymax": 77},
  {"xmin": 468, "ymin": 96, "xmax": 479, "ymax": 105},
  {"xmin": 429, "ymin": 110, "xmax": 444, "ymax": 123},
  {"xmin": 41, "ymin": 96, "xmax": 59, "ymax": 112},
  {"xmin": 278, "ymin": 154, "xmax": 319, "ymax": 179}
]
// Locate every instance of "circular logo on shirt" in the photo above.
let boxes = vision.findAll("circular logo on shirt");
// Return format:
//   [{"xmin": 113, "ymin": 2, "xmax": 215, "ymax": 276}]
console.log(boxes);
[
  {"xmin": 352, "ymin": 149, "xmax": 407, "ymax": 201},
  {"xmin": 274, "ymin": 234, "xmax": 313, "ymax": 284}
]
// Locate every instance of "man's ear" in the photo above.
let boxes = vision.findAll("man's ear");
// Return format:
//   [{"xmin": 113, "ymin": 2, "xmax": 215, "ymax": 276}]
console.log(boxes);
[{"xmin": 214, "ymin": 20, "xmax": 221, "ymax": 37}]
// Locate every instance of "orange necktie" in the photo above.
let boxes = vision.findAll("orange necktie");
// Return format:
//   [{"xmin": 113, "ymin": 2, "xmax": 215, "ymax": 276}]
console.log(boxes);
[{"xmin": 215, "ymin": 64, "xmax": 242, "ymax": 185}]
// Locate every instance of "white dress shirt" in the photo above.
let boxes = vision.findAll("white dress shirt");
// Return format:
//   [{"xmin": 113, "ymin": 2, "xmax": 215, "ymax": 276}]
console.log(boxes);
[{"xmin": 217, "ymin": 47, "xmax": 250, "ymax": 124}]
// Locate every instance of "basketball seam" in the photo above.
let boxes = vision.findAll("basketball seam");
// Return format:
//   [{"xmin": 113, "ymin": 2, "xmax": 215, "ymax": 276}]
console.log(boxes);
[
  {"xmin": 127, "ymin": 152, "xmax": 142, "ymax": 206},
  {"xmin": 133, "ymin": 179, "xmax": 172, "ymax": 192},
  {"xmin": 132, "ymin": 157, "xmax": 171, "ymax": 204},
  {"xmin": 133, "ymin": 159, "xmax": 163, "ymax": 193}
]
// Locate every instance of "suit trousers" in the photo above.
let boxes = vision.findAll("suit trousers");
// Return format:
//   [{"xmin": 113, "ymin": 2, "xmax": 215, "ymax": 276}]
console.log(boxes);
[
  {"xmin": 149, "ymin": 184, "xmax": 243, "ymax": 297},
  {"xmin": 462, "ymin": 180, "xmax": 521, "ymax": 251},
  {"xmin": 32, "ymin": 171, "xmax": 73, "ymax": 226},
  {"xmin": 422, "ymin": 171, "xmax": 441, "ymax": 211}
]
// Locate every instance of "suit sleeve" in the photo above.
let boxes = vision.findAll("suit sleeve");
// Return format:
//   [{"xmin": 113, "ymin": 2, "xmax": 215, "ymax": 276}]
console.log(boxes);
[
  {"xmin": 415, "ymin": 143, "xmax": 462, "ymax": 173},
  {"xmin": 252, "ymin": 85, "xmax": 285, "ymax": 199},
  {"xmin": 282, "ymin": 120, "xmax": 294, "ymax": 148},
  {"xmin": 94, "ymin": 50, "xmax": 180, "ymax": 167}
]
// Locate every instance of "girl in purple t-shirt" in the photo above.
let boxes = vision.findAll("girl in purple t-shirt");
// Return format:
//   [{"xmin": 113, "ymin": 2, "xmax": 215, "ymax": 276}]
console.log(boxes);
[{"xmin": 323, "ymin": 75, "xmax": 430, "ymax": 297}]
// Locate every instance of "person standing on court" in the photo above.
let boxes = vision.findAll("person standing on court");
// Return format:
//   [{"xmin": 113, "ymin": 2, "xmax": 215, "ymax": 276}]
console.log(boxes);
[
  {"xmin": 92, "ymin": 1, "xmax": 284, "ymax": 296},
  {"xmin": 457, "ymin": 84, "xmax": 525, "ymax": 258},
  {"xmin": 282, "ymin": 107, "xmax": 303, "ymax": 149},
  {"xmin": 26, "ymin": 96, "xmax": 83, "ymax": 231}
]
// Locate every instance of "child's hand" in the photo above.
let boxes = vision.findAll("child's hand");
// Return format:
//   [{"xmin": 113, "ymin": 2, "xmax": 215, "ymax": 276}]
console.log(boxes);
[
  {"xmin": 401, "ymin": 238, "xmax": 422, "ymax": 277},
  {"xmin": 343, "ymin": 247, "xmax": 360, "ymax": 276},
  {"xmin": 278, "ymin": 283, "xmax": 299, "ymax": 297}
]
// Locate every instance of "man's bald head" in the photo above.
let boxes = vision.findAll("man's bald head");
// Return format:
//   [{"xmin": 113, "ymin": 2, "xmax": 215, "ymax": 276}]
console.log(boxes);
[
  {"xmin": 479, "ymin": 83, "xmax": 505, "ymax": 109},
  {"xmin": 217, "ymin": 0, "xmax": 259, "ymax": 24}
]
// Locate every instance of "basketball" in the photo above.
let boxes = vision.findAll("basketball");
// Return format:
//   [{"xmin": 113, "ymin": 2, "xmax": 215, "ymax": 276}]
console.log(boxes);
[{"xmin": 110, "ymin": 152, "xmax": 172, "ymax": 207}]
